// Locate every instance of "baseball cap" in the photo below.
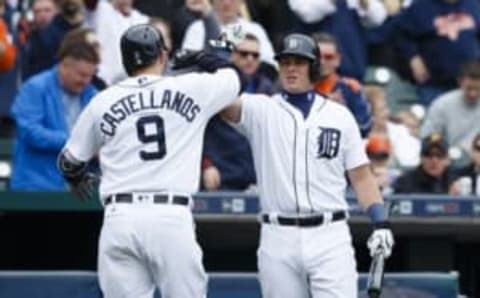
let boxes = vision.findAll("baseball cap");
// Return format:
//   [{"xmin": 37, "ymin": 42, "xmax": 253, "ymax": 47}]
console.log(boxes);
[
  {"xmin": 421, "ymin": 132, "xmax": 448, "ymax": 156},
  {"xmin": 366, "ymin": 134, "xmax": 390, "ymax": 160}
]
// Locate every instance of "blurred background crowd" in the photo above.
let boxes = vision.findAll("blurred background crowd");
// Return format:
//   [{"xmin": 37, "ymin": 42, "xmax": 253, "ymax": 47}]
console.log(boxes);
[{"xmin": 0, "ymin": 0, "xmax": 479, "ymax": 198}]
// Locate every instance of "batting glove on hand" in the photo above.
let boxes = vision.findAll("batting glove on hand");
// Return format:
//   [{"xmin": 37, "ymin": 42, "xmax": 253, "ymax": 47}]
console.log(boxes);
[
  {"xmin": 171, "ymin": 49, "xmax": 203, "ymax": 70},
  {"xmin": 172, "ymin": 50, "xmax": 232, "ymax": 73},
  {"xmin": 209, "ymin": 24, "xmax": 245, "ymax": 51},
  {"xmin": 367, "ymin": 227, "xmax": 394, "ymax": 258},
  {"xmin": 69, "ymin": 172, "xmax": 99, "ymax": 201}
]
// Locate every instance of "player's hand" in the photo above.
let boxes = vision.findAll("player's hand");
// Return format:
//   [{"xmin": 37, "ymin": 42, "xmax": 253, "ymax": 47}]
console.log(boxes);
[
  {"xmin": 70, "ymin": 172, "xmax": 99, "ymax": 201},
  {"xmin": 203, "ymin": 166, "xmax": 221, "ymax": 191},
  {"xmin": 172, "ymin": 49, "xmax": 231, "ymax": 73},
  {"xmin": 367, "ymin": 227, "xmax": 394, "ymax": 258},
  {"xmin": 208, "ymin": 24, "xmax": 246, "ymax": 52},
  {"xmin": 171, "ymin": 49, "xmax": 203, "ymax": 70}
]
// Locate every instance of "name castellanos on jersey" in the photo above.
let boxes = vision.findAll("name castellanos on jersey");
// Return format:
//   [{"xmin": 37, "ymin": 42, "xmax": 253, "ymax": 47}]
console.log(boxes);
[{"xmin": 100, "ymin": 89, "xmax": 201, "ymax": 136}]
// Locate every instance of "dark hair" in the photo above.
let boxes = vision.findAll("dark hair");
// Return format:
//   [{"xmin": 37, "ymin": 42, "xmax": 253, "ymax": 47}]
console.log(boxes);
[
  {"xmin": 459, "ymin": 59, "xmax": 480, "ymax": 79},
  {"xmin": 244, "ymin": 33, "xmax": 259, "ymax": 42},
  {"xmin": 58, "ymin": 28, "xmax": 100, "ymax": 64},
  {"xmin": 311, "ymin": 32, "xmax": 338, "ymax": 49}
]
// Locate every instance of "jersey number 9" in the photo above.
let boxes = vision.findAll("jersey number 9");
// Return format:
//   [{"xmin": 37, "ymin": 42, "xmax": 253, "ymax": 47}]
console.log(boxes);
[{"xmin": 136, "ymin": 115, "xmax": 166, "ymax": 161}]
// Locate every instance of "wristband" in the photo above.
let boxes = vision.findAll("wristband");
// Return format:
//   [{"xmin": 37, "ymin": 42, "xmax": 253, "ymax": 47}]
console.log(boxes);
[{"xmin": 366, "ymin": 203, "xmax": 388, "ymax": 225}]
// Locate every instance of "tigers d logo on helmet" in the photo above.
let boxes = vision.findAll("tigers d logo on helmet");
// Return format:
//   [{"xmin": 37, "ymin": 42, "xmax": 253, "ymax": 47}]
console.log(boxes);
[{"xmin": 287, "ymin": 38, "xmax": 299, "ymax": 50}]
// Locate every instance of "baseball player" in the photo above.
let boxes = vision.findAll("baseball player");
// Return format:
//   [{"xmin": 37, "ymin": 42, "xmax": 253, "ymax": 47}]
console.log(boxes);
[
  {"xmin": 57, "ymin": 24, "xmax": 242, "ymax": 298},
  {"xmin": 221, "ymin": 33, "xmax": 395, "ymax": 297}
]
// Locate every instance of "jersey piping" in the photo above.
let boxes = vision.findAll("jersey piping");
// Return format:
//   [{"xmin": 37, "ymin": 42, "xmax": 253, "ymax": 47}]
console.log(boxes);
[
  {"xmin": 305, "ymin": 128, "xmax": 314, "ymax": 213},
  {"xmin": 277, "ymin": 102, "xmax": 300, "ymax": 214}
]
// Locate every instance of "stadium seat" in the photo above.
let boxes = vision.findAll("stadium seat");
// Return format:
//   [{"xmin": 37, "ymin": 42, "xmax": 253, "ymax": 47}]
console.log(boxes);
[
  {"xmin": 364, "ymin": 66, "xmax": 419, "ymax": 114},
  {"xmin": 0, "ymin": 138, "xmax": 13, "ymax": 191}
]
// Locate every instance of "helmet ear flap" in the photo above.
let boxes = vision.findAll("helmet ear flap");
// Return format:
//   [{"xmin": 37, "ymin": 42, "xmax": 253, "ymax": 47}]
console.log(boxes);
[{"xmin": 309, "ymin": 59, "xmax": 321, "ymax": 82}]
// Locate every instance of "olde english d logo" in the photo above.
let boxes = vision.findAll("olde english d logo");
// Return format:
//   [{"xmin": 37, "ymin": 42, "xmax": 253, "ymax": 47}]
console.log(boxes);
[{"xmin": 317, "ymin": 127, "xmax": 341, "ymax": 159}]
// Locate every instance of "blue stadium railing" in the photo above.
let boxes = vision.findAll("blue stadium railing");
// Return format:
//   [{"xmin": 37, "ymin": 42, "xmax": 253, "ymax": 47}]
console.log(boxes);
[
  {"xmin": 0, "ymin": 191, "xmax": 479, "ymax": 218},
  {"xmin": 0, "ymin": 271, "xmax": 460, "ymax": 298}
]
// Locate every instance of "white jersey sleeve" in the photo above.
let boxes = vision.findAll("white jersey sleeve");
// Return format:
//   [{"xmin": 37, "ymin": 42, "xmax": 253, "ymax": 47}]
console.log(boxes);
[
  {"xmin": 64, "ymin": 100, "xmax": 102, "ymax": 161},
  {"xmin": 181, "ymin": 68, "xmax": 241, "ymax": 117},
  {"xmin": 343, "ymin": 108, "xmax": 369, "ymax": 170},
  {"xmin": 236, "ymin": 93, "xmax": 270, "ymax": 137}
]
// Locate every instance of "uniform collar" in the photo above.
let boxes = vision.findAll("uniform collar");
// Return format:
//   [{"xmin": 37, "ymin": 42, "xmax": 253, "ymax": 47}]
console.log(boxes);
[
  {"xmin": 281, "ymin": 89, "xmax": 316, "ymax": 119},
  {"xmin": 118, "ymin": 74, "xmax": 163, "ymax": 87}
]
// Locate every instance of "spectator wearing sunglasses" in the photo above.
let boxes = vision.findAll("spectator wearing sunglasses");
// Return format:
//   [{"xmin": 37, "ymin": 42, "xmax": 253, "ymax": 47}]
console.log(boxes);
[
  {"xmin": 393, "ymin": 132, "xmax": 457, "ymax": 194},
  {"xmin": 313, "ymin": 32, "xmax": 372, "ymax": 137},
  {"xmin": 201, "ymin": 34, "xmax": 275, "ymax": 192},
  {"xmin": 450, "ymin": 133, "xmax": 480, "ymax": 196},
  {"xmin": 231, "ymin": 33, "xmax": 275, "ymax": 95}
]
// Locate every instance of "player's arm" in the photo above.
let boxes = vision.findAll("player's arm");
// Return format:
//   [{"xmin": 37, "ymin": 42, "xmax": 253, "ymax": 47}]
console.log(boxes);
[
  {"xmin": 348, "ymin": 165, "xmax": 394, "ymax": 259},
  {"xmin": 348, "ymin": 164, "xmax": 383, "ymax": 209},
  {"xmin": 220, "ymin": 97, "xmax": 243, "ymax": 123},
  {"xmin": 58, "ymin": 149, "xmax": 99, "ymax": 200},
  {"xmin": 342, "ymin": 108, "xmax": 394, "ymax": 259}
]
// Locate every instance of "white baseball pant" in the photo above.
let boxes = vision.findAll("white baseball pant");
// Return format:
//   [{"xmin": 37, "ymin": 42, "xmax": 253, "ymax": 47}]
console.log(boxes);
[
  {"xmin": 98, "ymin": 203, "xmax": 207, "ymax": 298},
  {"xmin": 257, "ymin": 220, "xmax": 358, "ymax": 298}
]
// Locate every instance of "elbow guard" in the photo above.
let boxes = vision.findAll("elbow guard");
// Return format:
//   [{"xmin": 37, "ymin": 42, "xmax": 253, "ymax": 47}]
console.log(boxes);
[{"xmin": 57, "ymin": 150, "xmax": 88, "ymax": 183}]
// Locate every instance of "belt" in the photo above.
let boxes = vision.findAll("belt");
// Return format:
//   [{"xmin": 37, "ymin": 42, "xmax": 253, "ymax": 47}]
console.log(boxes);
[
  {"xmin": 104, "ymin": 193, "xmax": 190, "ymax": 206},
  {"xmin": 261, "ymin": 210, "xmax": 347, "ymax": 227}
]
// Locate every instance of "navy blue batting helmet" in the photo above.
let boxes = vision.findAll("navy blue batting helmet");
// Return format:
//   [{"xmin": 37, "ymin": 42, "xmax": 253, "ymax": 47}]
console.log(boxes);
[
  {"xmin": 120, "ymin": 24, "xmax": 167, "ymax": 75},
  {"xmin": 275, "ymin": 33, "xmax": 320, "ymax": 81}
]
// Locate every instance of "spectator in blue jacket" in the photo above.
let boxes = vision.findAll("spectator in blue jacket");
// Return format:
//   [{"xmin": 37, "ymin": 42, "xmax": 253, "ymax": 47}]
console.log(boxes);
[
  {"xmin": 395, "ymin": 0, "xmax": 480, "ymax": 105},
  {"xmin": 10, "ymin": 28, "xmax": 99, "ymax": 190},
  {"xmin": 313, "ymin": 32, "xmax": 372, "ymax": 137}
]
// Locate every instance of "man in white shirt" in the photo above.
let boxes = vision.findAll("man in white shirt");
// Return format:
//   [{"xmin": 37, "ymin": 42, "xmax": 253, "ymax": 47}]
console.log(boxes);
[
  {"xmin": 93, "ymin": 0, "xmax": 149, "ymax": 85},
  {"xmin": 182, "ymin": 0, "xmax": 276, "ymax": 67}
]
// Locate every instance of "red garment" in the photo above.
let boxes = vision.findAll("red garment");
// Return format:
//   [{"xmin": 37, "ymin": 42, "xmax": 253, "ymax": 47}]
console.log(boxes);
[
  {"xmin": 314, "ymin": 73, "xmax": 362, "ymax": 95},
  {"xmin": 0, "ymin": 19, "xmax": 16, "ymax": 72}
]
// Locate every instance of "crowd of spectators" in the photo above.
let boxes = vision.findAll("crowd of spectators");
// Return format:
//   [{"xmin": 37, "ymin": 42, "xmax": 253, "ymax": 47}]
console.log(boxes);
[{"xmin": 0, "ymin": 0, "xmax": 479, "ymax": 196}]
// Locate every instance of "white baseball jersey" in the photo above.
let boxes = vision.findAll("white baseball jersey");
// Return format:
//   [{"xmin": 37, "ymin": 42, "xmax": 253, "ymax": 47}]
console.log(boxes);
[
  {"xmin": 64, "ymin": 69, "xmax": 240, "ymax": 199},
  {"xmin": 235, "ymin": 93, "xmax": 369, "ymax": 213}
]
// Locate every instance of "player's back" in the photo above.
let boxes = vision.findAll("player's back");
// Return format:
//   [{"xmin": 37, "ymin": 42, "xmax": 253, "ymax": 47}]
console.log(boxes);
[{"xmin": 82, "ymin": 69, "xmax": 240, "ymax": 197}]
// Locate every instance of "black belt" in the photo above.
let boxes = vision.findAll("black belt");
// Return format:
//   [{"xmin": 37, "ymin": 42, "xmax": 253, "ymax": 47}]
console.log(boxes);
[
  {"xmin": 105, "ymin": 193, "xmax": 190, "ymax": 206},
  {"xmin": 261, "ymin": 210, "xmax": 347, "ymax": 227}
]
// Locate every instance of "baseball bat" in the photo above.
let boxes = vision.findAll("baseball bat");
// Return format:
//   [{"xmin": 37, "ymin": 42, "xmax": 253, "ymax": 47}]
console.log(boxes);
[{"xmin": 367, "ymin": 250, "xmax": 385, "ymax": 298}]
